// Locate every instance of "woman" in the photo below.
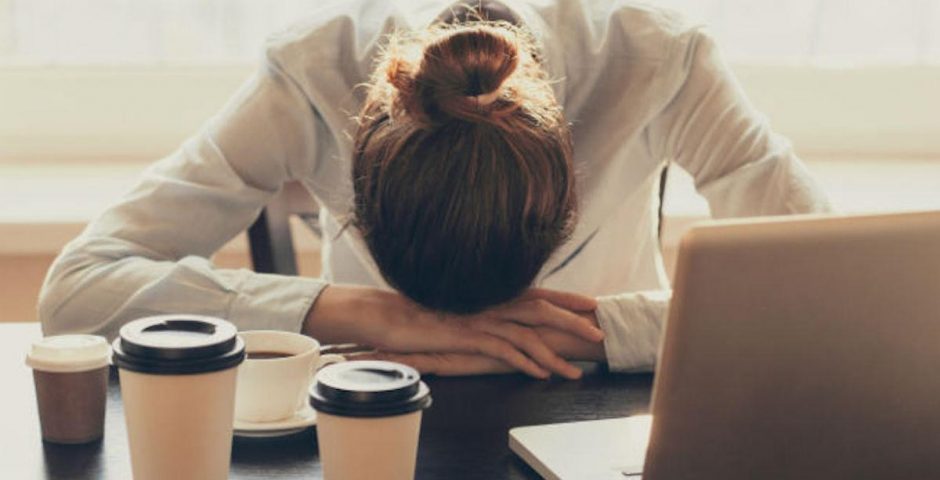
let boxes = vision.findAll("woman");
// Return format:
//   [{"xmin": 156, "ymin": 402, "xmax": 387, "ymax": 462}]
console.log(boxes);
[{"xmin": 39, "ymin": 0, "xmax": 830, "ymax": 379}]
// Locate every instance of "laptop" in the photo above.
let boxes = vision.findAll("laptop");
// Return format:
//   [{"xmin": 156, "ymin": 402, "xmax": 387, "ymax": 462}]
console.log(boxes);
[{"xmin": 510, "ymin": 210, "xmax": 940, "ymax": 479}]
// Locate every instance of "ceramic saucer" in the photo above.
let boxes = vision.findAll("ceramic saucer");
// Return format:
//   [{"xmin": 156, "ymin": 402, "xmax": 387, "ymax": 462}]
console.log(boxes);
[{"xmin": 233, "ymin": 404, "xmax": 317, "ymax": 438}]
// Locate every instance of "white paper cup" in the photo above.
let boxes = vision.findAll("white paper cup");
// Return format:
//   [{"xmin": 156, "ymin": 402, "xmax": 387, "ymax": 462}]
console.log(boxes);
[
  {"xmin": 316, "ymin": 411, "xmax": 423, "ymax": 480},
  {"xmin": 119, "ymin": 367, "xmax": 237, "ymax": 480},
  {"xmin": 235, "ymin": 330, "xmax": 344, "ymax": 423},
  {"xmin": 311, "ymin": 361, "xmax": 432, "ymax": 480},
  {"xmin": 112, "ymin": 315, "xmax": 245, "ymax": 480}
]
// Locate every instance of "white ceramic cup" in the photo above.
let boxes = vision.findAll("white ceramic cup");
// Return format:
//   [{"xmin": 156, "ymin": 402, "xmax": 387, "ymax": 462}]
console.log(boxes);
[{"xmin": 235, "ymin": 330, "xmax": 344, "ymax": 423}]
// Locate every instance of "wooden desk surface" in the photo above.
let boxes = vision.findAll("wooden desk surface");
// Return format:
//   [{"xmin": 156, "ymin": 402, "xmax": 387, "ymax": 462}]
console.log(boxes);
[{"xmin": 2, "ymin": 322, "xmax": 653, "ymax": 479}]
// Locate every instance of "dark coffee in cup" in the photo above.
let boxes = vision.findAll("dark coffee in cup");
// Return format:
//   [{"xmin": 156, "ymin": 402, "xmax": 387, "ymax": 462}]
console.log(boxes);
[
  {"xmin": 26, "ymin": 335, "xmax": 111, "ymax": 444},
  {"xmin": 246, "ymin": 351, "xmax": 294, "ymax": 360}
]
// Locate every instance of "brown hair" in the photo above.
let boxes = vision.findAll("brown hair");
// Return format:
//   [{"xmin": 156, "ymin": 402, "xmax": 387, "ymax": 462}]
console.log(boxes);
[{"xmin": 352, "ymin": 20, "xmax": 575, "ymax": 314}]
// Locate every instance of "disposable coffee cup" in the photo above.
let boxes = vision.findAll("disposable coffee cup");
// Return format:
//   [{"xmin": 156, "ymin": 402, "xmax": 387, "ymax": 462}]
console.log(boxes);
[
  {"xmin": 25, "ymin": 335, "xmax": 111, "ymax": 444},
  {"xmin": 112, "ymin": 315, "xmax": 245, "ymax": 480},
  {"xmin": 310, "ymin": 361, "xmax": 432, "ymax": 480}
]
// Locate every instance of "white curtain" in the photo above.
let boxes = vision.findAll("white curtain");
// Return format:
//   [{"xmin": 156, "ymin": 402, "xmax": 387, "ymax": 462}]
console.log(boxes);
[{"xmin": 2, "ymin": 0, "xmax": 939, "ymax": 66}]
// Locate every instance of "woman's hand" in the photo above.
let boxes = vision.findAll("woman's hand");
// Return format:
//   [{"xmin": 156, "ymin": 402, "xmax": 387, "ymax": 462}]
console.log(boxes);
[
  {"xmin": 304, "ymin": 285, "xmax": 604, "ymax": 379},
  {"xmin": 349, "ymin": 312, "xmax": 609, "ymax": 377}
]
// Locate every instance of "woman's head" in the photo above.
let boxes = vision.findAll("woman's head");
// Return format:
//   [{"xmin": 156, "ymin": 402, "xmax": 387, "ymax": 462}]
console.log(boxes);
[{"xmin": 352, "ymin": 20, "xmax": 575, "ymax": 314}]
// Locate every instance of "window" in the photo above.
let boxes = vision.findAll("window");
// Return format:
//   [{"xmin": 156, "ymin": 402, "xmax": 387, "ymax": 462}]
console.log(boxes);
[
  {"xmin": 657, "ymin": 0, "xmax": 940, "ymax": 66},
  {"xmin": 1, "ymin": 0, "xmax": 938, "ymax": 163},
  {"xmin": 0, "ymin": 0, "xmax": 936, "ymax": 272},
  {"xmin": 1, "ymin": 0, "xmax": 939, "ymax": 66},
  {"xmin": 1, "ymin": 0, "xmax": 315, "ymax": 65}
]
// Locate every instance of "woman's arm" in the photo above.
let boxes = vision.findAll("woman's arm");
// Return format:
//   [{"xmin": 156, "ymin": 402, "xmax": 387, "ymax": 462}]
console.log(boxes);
[
  {"xmin": 570, "ymin": 28, "xmax": 834, "ymax": 374},
  {"xmin": 304, "ymin": 285, "xmax": 605, "ymax": 379},
  {"xmin": 348, "ymin": 322, "xmax": 607, "ymax": 377},
  {"xmin": 358, "ymin": 291, "xmax": 660, "ymax": 376},
  {"xmin": 584, "ymin": 28, "xmax": 836, "ymax": 373},
  {"xmin": 38, "ymin": 47, "xmax": 327, "ymax": 339},
  {"xmin": 647, "ymin": 28, "xmax": 832, "ymax": 217}
]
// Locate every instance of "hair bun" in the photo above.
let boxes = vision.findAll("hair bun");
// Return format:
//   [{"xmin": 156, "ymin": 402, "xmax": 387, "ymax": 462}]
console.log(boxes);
[{"xmin": 387, "ymin": 26, "xmax": 521, "ymax": 125}]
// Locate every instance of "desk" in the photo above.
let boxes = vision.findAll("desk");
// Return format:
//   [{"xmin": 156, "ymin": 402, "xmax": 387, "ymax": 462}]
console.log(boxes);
[{"xmin": 1, "ymin": 323, "xmax": 653, "ymax": 479}]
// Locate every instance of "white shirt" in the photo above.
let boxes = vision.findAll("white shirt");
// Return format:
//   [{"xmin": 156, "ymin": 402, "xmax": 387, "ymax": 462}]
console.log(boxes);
[{"xmin": 39, "ymin": 0, "xmax": 830, "ymax": 371}]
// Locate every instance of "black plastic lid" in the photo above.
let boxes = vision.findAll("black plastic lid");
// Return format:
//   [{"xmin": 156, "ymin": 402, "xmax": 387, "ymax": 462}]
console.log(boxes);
[
  {"xmin": 310, "ymin": 361, "xmax": 432, "ymax": 418},
  {"xmin": 111, "ymin": 315, "xmax": 245, "ymax": 375}
]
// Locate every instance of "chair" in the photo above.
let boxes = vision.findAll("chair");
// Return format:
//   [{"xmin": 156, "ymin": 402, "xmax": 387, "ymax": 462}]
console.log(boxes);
[
  {"xmin": 657, "ymin": 163, "xmax": 670, "ymax": 242},
  {"xmin": 247, "ymin": 182, "xmax": 319, "ymax": 275}
]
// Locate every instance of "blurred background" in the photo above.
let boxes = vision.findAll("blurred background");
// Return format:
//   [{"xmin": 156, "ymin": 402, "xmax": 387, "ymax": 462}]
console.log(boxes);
[
  {"xmin": 1, "ymin": 0, "xmax": 939, "ymax": 322},
  {"xmin": 4, "ymin": 0, "xmax": 939, "ymax": 65}
]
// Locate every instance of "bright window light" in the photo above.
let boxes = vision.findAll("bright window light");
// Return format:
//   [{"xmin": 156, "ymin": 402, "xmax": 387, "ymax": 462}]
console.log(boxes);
[
  {"xmin": 658, "ymin": 0, "xmax": 940, "ymax": 65},
  {"xmin": 0, "ymin": 0, "xmax": 938, "ymax": 66}
]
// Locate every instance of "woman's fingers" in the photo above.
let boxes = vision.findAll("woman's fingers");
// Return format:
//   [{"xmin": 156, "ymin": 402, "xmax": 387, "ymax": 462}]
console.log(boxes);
[
  {"xmin": 467, "ymin": 332, "xmax": 551, "ymax": 379},
  {"xmin": 498, "ymin": 298, "xmax": 604, "ymax": 343},
  {"xmin": 521, "ymin": 288, "xmax": 598, "ymax": 312},
  {"xmin": 441, "ymin": 326, "xmax": 550, "ymax": 379},
  {"xmin": 375, "ymin": 312, "xmax": 557, "ymax": 379},
  {"xmin": 350, "ymin": 290, "xmax": 596, "ymax": 380},
  {"xmin": 472, "ymin": 320, "xmax": 582, "ymax": 380}
]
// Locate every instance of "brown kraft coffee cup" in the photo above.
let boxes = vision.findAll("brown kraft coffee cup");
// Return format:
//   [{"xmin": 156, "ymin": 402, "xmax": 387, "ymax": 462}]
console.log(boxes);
[{"xmin": 26, "ymin": 335, "xmax": 111, "ymax": 444}]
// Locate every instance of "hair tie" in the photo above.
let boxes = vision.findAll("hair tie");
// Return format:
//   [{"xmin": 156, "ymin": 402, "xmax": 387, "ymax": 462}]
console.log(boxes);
[{"xmin": 470, "ymin": 90, "xmax": 500, "ymax": 106}]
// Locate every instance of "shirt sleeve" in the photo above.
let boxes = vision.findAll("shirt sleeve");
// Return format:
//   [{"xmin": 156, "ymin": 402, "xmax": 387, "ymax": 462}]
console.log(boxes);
[
  {"xmin": 596, "ymin": 29, "xmax": 833, "ymax": 372},
  {"xmin": 595, "ymin": 290, "xmax": 670, "ymax": 372},
  {"xmin": 38, "ymin": 47, "xmax": 329, "ymax": 340},
  {"xmin": 649, "ymin": 28, "xmax": 832, "ymax": 217}
]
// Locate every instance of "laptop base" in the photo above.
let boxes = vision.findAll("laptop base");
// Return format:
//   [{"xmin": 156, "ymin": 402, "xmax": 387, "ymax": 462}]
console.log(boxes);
[{"xmin": 509, "ymin": 415, "xmax": 651, "ymax": 480}]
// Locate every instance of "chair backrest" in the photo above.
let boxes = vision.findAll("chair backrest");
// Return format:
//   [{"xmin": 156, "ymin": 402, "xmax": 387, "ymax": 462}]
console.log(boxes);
[
  {"xmin": 247, "ymin": 193, "xmax": 297, "ymax": 275},
  {"xmin": 657, "ymin": 163, "xmax": 669, "ymax": 243},
  {"xmin": 247, "ymin": 182, "xmax": 317, "ymax": 275}
]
